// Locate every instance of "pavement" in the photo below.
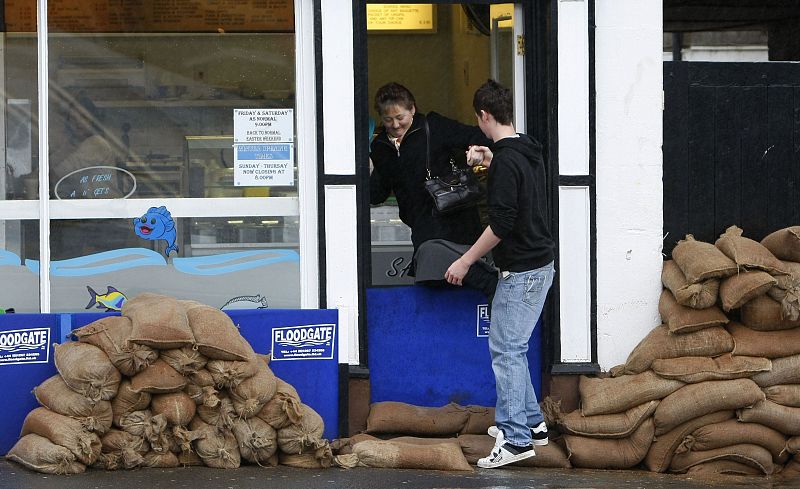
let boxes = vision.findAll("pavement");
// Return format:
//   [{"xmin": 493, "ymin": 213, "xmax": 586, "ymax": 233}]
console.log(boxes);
[{"xmin": 1, "ymin": 460, "xmax": 799, "ymax": 489}]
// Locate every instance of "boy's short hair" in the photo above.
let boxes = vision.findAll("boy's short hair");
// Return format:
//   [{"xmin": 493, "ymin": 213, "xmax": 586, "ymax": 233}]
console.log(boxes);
[
  {"xmin": 374, "ymin": 82, "xmax": 416, "ymax": 116},
  {"xmin": 473, "ymin": 79, "xmax": 513, "ymax": 125}
]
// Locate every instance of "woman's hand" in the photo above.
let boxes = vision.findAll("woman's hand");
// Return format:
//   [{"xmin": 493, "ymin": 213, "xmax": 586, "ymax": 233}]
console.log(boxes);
[
  {"xmin": 466, "ymin": 145, "xmax": 493, "ymax": 169},
  {"xmin": 445, "ymin": 257, "xmax": 471, "ymax": 286}
]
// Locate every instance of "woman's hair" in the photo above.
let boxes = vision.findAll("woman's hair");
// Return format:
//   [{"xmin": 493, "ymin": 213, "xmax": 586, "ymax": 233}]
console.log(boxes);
[
  {"xmin": 374, "ymin": 82, "xmax": 416, "ymax": 116},
  {"xmin": 473, "ymin": 79, "xmax": 513, "ymax": 125}
]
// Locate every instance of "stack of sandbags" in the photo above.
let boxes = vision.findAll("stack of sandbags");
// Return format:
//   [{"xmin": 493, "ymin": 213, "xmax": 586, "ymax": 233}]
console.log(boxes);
[
  {"xmin": 333, "ymin": 401, "xmax": 571, "ymax": 470},
  {"xmin": 7, "ymin": 293, "xmax": 336, "ymax": 474}
]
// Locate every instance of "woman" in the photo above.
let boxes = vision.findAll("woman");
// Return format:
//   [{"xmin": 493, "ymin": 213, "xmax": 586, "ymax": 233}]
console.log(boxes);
[{"xmin": 369, "ymin": 82, "xmax": 497, "ymax": 301}]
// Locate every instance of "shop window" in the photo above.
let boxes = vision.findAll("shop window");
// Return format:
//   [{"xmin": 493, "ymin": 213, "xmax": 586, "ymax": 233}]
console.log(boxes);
[{"xmin": 0, "ymin": 220, "xmax": 39, "ymax": 312}]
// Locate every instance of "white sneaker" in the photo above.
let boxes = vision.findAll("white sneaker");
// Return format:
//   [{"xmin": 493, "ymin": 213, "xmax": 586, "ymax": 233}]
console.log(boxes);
[
  {"xmin": 488, "ymin": 421, "xmax": 549, "ymax": 446},
  {"xmin": 477, "ymin": 429, "xmax": 536, "ymax": 469}
]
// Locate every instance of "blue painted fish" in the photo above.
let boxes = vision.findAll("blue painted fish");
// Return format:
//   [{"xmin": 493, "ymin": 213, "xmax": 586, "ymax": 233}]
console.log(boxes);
[
  {"xmin": 86, "ymin": 286, "xmax": 127, "ymax": 311},
  {"xmin": 134, "ymin": 206, "xmax": 178, "ymax": 256}
]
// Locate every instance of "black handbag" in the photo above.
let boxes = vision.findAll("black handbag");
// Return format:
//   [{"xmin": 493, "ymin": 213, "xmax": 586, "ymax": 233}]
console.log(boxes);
[{"xmin": 422, "ymin": 118, "xmax": 484, "ymax": 214}]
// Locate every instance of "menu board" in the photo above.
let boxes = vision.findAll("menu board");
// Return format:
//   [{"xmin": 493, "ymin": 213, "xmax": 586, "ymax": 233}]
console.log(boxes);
[
  {"xmin": 4, "ymin": 0, "xmax": 294, "ymax": 33},
  {"xmin": 366, "ymin": 4, "xmax": 435, "ymax": 32}
]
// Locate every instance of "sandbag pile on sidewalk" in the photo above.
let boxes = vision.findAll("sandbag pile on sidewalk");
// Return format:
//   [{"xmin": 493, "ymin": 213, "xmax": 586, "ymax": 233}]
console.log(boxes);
[
  {"xmin": 560, "ymin": 226, "xmax": 800, "ymax": 478},
  {"xmin": 6, "ymin": 293, "xmax": 338, "ymax": 474},
  {"xmin": 331, "ymin": 400, "xmax": 571, "ymax": 471}
]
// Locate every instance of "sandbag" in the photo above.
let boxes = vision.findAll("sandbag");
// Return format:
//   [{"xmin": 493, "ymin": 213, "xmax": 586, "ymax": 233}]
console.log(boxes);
[
  {"xmin": 752, "ymin": 354, "xmax": 800, "ymax": 387},
  {"xmin": 651, "ymin": 354, "xmax": 771, "ymax": 384},
  {"xmin": 197, "ymin": 395, "xmax": 236, "ymax": 430},
  {"xmin": 119, "ymin": 410, "xmax": 169, "ymax": 453},
  {"xmin": 352, "ymin": 439, "xmax": 472, "ymax": 471},
  {"xmin": 728, "ymin": 321, "xmax": 800, "ymax": 358},
  {"xmin": 34, "ymin": 374, "xmax": 112, "ymax": 434},
  {"xmin": 788, "ymin": 436, "xmax": 800, "ymax": 455},
  {"xmin": 457, "ymin": 434, "xmax": 571, "ymax": 468},
  {"xmin": 741, "ymin": 294, "xmax": 800, "ymax": 330},
  {"xmin": 142, "ymin": 450, "xmax": 179, "ymax": 468},
  {"xmin": 658, "ymin": 289, "xmax": 728, "ymax": 333},
  {"xmin": 679, "ymin": 419, "xmax": 788, "ymax": 463},
  {"xmin": 177, "ymin": 449, "xmax": 204, "ymax": 467},
  {"xmin": 738, "ymin": 400, "xmax": 800, "ymax": 435},
  {"xmin": 160, "ymin": 346, "xmax": 207, "ymax": 375},
  {"xmin": 768, "ymin": 261, "xmax": 800, "ymax": 321},
  {"xmin": 653, "ymin": 379, "xmax": 765, "ymax": 435},
  {"xmin": 130, "ymin": 358, "xmax": 186, "ymax": 393},
  {"xmin": 279, "ymin": 449, "xmax": 331, "ymax": 469},
  {"xmin": 231, "ymin": 416, "xmax": 278, "ymax": 465},
  {"xmin": 670, "ymin": 444, "xmax": 774, "ymax": 475},
  {"xmin": 761, "ymin": 226, "xmax": 800, "ymax": 262},
  {"xmin": 229, "ymin": 361, "xmax": 278, "ymax": 418},
  {"xmin": 672, "ymin": 235, "xmax": 738, "ymax": 283},
  {"xmin": 185, "ymin": 369, "xmax": 220, "ymax": 407},
  {"xmin": 72, "ymin": 315, "xmax": 157, "ymax": 376},
  {"xmin": 54, "ymin": 341, "xmax": 121, "ymax": 402},
  {"xmin": 564, "ymin": 418, "xmax": 654, "ymax": 469},
  {"xmin": 685, "ymin": 459, "xmax": 765, "ymax": 477},
  {"xmin": 644, "ymin": 411, "xmax": 734, "ymax": 473},
  {"xmin": 618, "ymin": 324, "xmax": 734, "ymax": 375},
  {"xmin": 559, "ymin": 401, "xmax": 658, "ymax": 439},
  {"xmin": 366, "ymin": 402, "xmax": 470, "ymax": 436},
  {"xmin": 715, "ymin": 225, "xmax": 788, "ymax": 275},
  {"xmin": 206, "ymin": 354, "xmax": 261, "ymax": 389},
  {"xmin": 99, "ymin": 429, "xmax": 149, "ymax": 470},
  {"xmin": 181, "ymin": 300, "xmax": 254, "ymax": 361},
  {"xmin": 7, "ymin": 434, "xmax": 86, "ymax": 474},
  {"xmin": 277, "ymin": 403, "xmax": 325, "ymax": 455},
  {"xmin": 189, "ymin": 417, "xmax": 241, "ymax": 469},
  {"xmin": 111, "ymin": 380, "xmax": 152, "ymax": 427},
  {"xmin": 20, "ymin": 407, "xmax": 101, "ymax": 466},
  {"xmin": 123, "ymin": 292, "xmax": 194, "ymax": 349},
  {"xmin": 459, "ymin": 405, "xmax": 495, "ymax": 435},
  {"xmin": 661, "ymin": 260, "xmax": 719, "ymax": 309},
  {"xmin": 764, "ymin": 385, "xmax": 800, "ymax": 408},
  {"xmin": 579, "ymin": 371, "xmax": 684, "ymax": 416},
  {"xmin": 256, "ymin": 378, "xmax": 303, "ymax": 430},
  {"xmin": 151, "ymin": 391, "xmax": 196, "ymax": 426},
  {"xmin": 780, "ymin": 455, "xmax": 800, "ymax": 479},
  {"xmin": 719, "ymin": 270, "xmax": 776, "ymax": 311}
]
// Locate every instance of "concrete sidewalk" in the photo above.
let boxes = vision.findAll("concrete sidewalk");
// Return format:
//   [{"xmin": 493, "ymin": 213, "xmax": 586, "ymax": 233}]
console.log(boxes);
[{"xmin": 0, "ymin": 460, "xmax": 796, "ymax": 489}]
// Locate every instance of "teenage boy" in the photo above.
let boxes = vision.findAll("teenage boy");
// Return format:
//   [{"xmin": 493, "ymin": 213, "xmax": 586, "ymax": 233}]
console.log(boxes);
[{"xmin": 445, "ymin": 79, "xmax": 555, "ymax": 469}]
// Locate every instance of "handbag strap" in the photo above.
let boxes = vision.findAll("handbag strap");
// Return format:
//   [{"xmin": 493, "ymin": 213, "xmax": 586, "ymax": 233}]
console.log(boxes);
[{"xmin": 424, "ymin": 116, "xmax": 431, "ymax": 179}]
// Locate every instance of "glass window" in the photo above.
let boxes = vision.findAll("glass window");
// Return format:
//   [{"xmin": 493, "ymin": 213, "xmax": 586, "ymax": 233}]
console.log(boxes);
[{"xmin": 0, "ymin": 220, "xmax": 39, "ymax": 312}]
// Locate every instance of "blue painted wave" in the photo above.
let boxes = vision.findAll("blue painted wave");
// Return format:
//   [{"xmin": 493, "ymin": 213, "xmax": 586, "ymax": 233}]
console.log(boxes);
[
  {"xmin": 173, "ymin": 250, "xmax": 299, "ymax": 276},
  {"xmin": 26, "ymin": 248, "xmax": 167, "ymax": 276},
  {"xmin": 0, "ymin": 250, "xmax": 21, "ymax": 266}
]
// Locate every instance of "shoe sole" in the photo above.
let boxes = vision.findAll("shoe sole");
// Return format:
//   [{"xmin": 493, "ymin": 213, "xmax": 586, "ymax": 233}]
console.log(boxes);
[
  {"xmin": 487, "ymin": 426, "xmax": 549, "ymax": 446},
  {"xmin": 477, "ymin": 449, "xmax": 536, "ymax": 468}
]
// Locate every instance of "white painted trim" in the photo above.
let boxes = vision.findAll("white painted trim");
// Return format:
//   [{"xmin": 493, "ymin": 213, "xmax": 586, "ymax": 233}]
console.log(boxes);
[
  {"xmin": 0, "ymin": 200, "xmax": 39, "ymax": 220},
  {"xmin": 37, "ymin": 0, "xmax": 51, "ymax": 312},
  {"xmin": 558, "ymin": 186, "xmax": 592, "ymax": 363},
  {"xmin": 557, "ymin": 0, "xmax": 590, "ymax": 176},
  {"xmin": 513, "ymin": 4, "xmax": 526, "ymax": 132},
  {"xmin": 296, "ymin": 0, "xmax": 320, "ymax": 309},
  {"xmin": 321, "ymin": 0, "xmax": 356, "ymax": 175},
  {"xmin": 44, "ymin": 197, "xmax": 299, "ymax": 220}
]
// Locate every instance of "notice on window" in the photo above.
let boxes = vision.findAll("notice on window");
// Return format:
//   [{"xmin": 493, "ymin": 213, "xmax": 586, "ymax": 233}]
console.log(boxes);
[
  {"xmin": 234, "ymin": 144, "xmax": 294, "ymax": 187},
  {"xmin": 366, "ymin": 4, "xmax": 435, "ymax": 31},
  {"xmin": 234, "ymin": 109, "xmax": 294, "ymax": 144}
]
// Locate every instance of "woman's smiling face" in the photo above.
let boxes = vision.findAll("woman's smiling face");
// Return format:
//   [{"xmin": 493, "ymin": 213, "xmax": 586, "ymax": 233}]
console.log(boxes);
[{"xmin": 380, "ymin": 104, "xmax": 415, "ymax": 140}]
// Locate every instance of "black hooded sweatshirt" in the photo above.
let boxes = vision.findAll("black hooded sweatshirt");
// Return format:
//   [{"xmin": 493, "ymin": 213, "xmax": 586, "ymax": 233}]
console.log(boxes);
[{"xmin": 487, "ymin": 133, "xmax": 555, "ymax": 272}]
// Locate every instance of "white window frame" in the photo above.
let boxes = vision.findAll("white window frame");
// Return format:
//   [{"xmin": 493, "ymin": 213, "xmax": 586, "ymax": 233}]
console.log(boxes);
[{"xmin": 0, "ymin": 0, "xmax": 319, "ymax": 312}]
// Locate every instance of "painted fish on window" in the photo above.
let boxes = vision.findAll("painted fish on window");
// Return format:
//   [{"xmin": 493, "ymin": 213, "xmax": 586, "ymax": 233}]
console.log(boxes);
[
  {"xmin": 134, "ymin": 205, "xmax": 178, "ymax": 256},
  {"xmin": 86, "ymin": 286, "xmax": 127, "ymax": 312}
]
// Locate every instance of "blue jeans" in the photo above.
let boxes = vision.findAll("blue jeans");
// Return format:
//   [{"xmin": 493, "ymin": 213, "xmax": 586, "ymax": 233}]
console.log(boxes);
[{"xmin": 489, "ymin": 261, "xmax": 555, "ymax": 446}]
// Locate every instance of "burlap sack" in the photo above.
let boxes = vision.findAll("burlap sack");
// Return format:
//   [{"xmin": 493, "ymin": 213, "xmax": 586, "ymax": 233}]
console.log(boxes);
[
  {"xmin": 768, "ymin": 260, "xmax": 800, "ymax": 321},
  {"xmin": 20, "ymin": 407, "xmax": 101, "ymax": 465},
  {"xmin": 207, "ymin": 354, "xmax": 261, "ymax": 389},
  {"xmin": 564, "ymin": 418, "xmax": 654, "ymax": 469},
  {"xmin": 160, "ymin": 346, "xmax": 207, "ymax": 375},
  {"xmin": 256, "ymin": 378, "xmax": 303, "ymax": 430},
  {"xmin": 753, "ymin": 354, "xmax": 800, "ymax": 387},
  {"xmin": 644, "ymin": 410, "xmax": 734, "ymax": 472},
  {"xmin": 661, "ymin": 260, "xmax": 719, "ymax": 309},
  {"xmin": 788, "ymin": 436, "xmax": 800, "ymax": 454},
  {"xmin": 231, "ymin": 416, "xmax": 278, "ymax": 465},
  {"xmin": 99, "ymin": 429, "xmax": 149, "ymax": 470},
  {"xmin": 72, "ymin": 315, "xmax": 157, "ymax": 376},
  {"xmin": 111, "ymin": 380, "xmax": 152, "ymax": 427},
  {"xmin": 279, "ymin": 448, "xmax": 331, "ymax": 469},
  {"xmin": 580, "ymin": 371, "xmax": 684, "ymax": 416},
  {"xmin": 34, "ymin": 374, "xmax": 113, "ymax": 434},
  {"xmin": 119, "ymin": 410, "xmax": 169, "ymax": 453},
  {"xmin": 229, "ymin": 361, "xmax": 278, "ymax": 418},
  {"xmin": 456, "ymin": 434, "xmax": 570, "ymax": 468},
  {"xmin": 151, "ymin": 391, "xmax": 196, "ymax": 426},
  {"xmin": 366, "ymin": 402, "xmax": 471, "ymax": 436},
  {"xmin": 738, "ymin": 400, "xmax": 800, "ymax": 435},
  {"xmin": 197, "ymin": 395, "xmax": 236, "ymax": 430},
  {"xmin": 764, "ymin": 385, "xmax": 800, "ymax": 408},
  {"xmin": 719, "ymin": 270, "xmax": 776, "ymax": 311},
  {"xmin": 277, "ymin": 403, "xmax": 325, "ymax": 455},
  {"xmin": 654, "ymin": 379, "xmax": 765, "ymax": 435},
  {"xmin": 181, "ymin": 300, "xmax": 255, "ymax": 361},
  {"xmin": 189, "ymin": 417, "xmax": 241, "ymax": 469},
  {"xmin": 673, "ymin": 235, "xmax": 738, "ymax": 283},
  {"xmin": 651, "ymin": 354, "xmax": 771, "ymax": 384},
  {"xmin": 177, "ymin": 449, "xmax": 204, "ymax": 466},
  {"xmin": 741, "ymin": 294, "xmax": 800, "ymax": 330},
  {"xmin": 123, "ymin": 293, "xmax": 194, "ymax": 349},
  {"xmin": 658, "ymin": 289, "xmax": 728, "ymax": 333},
  {"xmin": 715, "ymin": 225, "xmax": 788, "ymax": 275},
  {"xmin": 352, "ymin": 439, "xmax": 472, "ymax": 471},
  {"xmin": 459, "ymin": 405, "xmax": 495, "ymax": 435},
  {"xmin": 728, "ymin": 321, "xmax": 800, "ymax": 358},
  {"xmin": 184, "ymin": 369, "xmax": 220, "ymax": 407},
  {"xmin": 679, "ymin": 419, "xmax": 788, "ymax": 463},
  {"xmin": 54, "ymin": 341, "xmax": 121, "ymax": 402},
  {"xmin": 761, "ymin": 226, "xmax": 800, "ymax": 262},
  {"xmin": 618, "ymin": 324, "xmax": 734, "ymax": 375},
  {"xmin": 142, "ymin": 450, "xmax": 179, "ymax": 468},
  {"xmin": 670, "ymin": 444, "xmax": 774, "ymax": 475},
  {"xmin": 685, "ymin": 459, "xmax": 764, "ymax": 477},
  {"xmin": 7, "ymin": 434, "xmax": 86, "ymax": 474},
  {"xmin": 130, "ymin": 358, "xmax": 186, "ymax": 393},
  {"xmin": 559, "ymin": 401, "xmax": 658, "ymax": 438},
  {"xmin": 780, "ymin": 455, "xmax": 800, "ymax": 479}
]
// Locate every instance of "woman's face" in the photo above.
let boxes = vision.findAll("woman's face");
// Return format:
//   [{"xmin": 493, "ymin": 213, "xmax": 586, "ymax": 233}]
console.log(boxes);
[{"xmin": 380, "ymin": 104, "xmax": 415, "ymax": 140}]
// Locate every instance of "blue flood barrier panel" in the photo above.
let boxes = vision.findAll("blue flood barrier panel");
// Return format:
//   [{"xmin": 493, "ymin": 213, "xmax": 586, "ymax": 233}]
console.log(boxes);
[
  {"xmin": 1, "ymin": 309, "xmax": 339, "ymax": 454},
  {"xmin": 367, "ymin": 286, "xmax": 542, "ymax": 408}
]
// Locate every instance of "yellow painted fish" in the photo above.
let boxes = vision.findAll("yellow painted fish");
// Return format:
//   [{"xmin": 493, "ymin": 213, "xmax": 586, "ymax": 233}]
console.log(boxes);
[{"xmin": 86, "ymin": 286, "xmax": 127, "ymax": 312}]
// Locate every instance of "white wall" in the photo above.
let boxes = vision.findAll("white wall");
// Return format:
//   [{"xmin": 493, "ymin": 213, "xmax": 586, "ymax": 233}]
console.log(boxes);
[{"xmin": 594, "ymin": 0, "xmax": 664, "ymax": 370}]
